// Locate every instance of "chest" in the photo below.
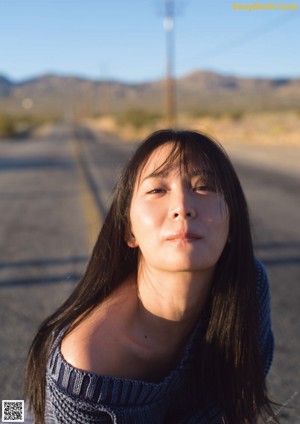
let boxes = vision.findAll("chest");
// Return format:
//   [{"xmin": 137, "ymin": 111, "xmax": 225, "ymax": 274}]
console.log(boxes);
[{"xmin": 91, "ymin": 330, "xmax": 184, "ymax": 383}]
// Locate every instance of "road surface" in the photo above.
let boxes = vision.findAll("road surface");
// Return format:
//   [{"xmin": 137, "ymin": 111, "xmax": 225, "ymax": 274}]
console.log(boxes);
[{"xmin": 0, "ymin": 123, "xmax": 299, "ymax": 422}]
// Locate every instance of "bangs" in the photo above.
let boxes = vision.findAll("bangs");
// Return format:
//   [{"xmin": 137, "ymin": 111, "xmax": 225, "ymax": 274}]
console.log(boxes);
[{"xmin": 137, "ymin": 136, "xmax": 224, "ymax": 194}]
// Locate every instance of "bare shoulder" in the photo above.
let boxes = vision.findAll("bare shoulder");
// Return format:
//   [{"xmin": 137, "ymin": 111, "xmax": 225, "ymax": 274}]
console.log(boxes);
[
  {"xmin": 61, "ymin": 281, "xmax": 136, "ymax": 376},
  {"xmin": 61, "ymin": 304, "xmax": 111, "ymax": 374}
]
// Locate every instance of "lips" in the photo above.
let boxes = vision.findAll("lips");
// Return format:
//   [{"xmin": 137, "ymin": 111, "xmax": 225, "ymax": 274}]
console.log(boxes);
[{"xmin": 166, "ymin": 231, "xmax": 202, "ymax": 241}]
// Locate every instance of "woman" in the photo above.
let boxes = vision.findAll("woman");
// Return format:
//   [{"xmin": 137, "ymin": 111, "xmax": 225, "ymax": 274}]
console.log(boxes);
[{"xmin": 25, "ymin": 129, "xmax": 276, "ymax": 423}]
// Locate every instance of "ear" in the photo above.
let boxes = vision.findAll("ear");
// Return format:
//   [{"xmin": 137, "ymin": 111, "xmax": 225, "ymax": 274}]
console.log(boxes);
[{"xmin": 125, "ymin": 231, "xmax": 139, "ymax": 248}]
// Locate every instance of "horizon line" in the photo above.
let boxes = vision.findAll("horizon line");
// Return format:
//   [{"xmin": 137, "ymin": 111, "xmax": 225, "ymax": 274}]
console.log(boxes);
[{"xmin": 1, "ymin": 68, "xmax": 300, "ymax": 85}]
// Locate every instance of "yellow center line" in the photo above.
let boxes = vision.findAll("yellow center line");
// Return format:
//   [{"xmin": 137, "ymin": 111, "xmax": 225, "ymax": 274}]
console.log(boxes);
[{"xmin": 71, "ymin": 137, "xmax": 102, "ymax": 252}]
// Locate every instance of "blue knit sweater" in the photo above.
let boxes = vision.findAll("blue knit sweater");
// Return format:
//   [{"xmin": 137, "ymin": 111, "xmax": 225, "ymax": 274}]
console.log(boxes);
[{"xmin": 38, "ymin": 259, "xmax": 273, "ymax": 423}]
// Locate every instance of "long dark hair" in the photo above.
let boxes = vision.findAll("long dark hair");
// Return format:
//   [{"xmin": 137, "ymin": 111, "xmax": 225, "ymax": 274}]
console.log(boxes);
[{"xmin": 25, "ymin": 130, "xmax": 276, "ymax": 423}]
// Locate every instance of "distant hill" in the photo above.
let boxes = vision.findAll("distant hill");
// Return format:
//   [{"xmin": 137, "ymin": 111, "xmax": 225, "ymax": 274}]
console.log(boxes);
[
  {"xmin": 0, "ymin": 71, "xmax": 299, "ymax": 118},
  {"xmin": 0, "ymin": 76, "xmax": 13, "ymax": 97}
]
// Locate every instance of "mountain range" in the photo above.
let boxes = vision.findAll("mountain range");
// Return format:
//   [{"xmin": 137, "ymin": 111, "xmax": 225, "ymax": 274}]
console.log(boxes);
[{"xmin": 0, "ymin": 71, "xmax": 299, "ymax": 118}]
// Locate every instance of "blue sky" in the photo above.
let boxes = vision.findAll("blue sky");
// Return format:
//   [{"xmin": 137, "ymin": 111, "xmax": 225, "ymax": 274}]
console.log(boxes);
[{"xmin": 0, "ymin": 0, "xmax": 299, "ymax": 83}]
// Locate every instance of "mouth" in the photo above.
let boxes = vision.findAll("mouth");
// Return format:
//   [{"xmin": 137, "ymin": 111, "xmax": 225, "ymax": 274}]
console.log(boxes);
[{"xmin": 166, "ymin": 232, "xmax": 202, "ymax": 241}]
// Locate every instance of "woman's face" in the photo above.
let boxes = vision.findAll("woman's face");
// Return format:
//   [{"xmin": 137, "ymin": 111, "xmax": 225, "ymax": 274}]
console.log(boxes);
[{"xmin": 128, "ymin": 143, "xmax": 230, "ymax": 276}]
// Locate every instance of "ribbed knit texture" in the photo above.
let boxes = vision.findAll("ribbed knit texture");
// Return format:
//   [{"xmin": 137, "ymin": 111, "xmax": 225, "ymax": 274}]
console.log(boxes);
[{"xmin": 27, "ymin": 259, "xmax": 274, "ymax": 423}]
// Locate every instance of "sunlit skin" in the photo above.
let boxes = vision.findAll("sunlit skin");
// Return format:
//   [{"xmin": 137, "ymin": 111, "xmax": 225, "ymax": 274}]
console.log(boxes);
[
  {"xmin": 128, "ymin": 143, "xmax": 230, "ymax": 325},
  {"xmin": 61, "ymin": 143, "xmax": 230, "ymax": 381}
]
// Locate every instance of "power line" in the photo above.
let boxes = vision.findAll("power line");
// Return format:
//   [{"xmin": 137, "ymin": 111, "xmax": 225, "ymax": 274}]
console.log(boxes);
[{"xmin": 178, "ymin": 12, "xmax": 299, "ymax": 66}]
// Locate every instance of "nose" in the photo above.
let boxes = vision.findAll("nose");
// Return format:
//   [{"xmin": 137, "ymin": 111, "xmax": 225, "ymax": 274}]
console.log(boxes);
[
  {"xmin": 169, "ymin": 190, "xmax": 197, "ymax": 220},
  {"xmin": 171, "ymin": 208, "xmax": 196, "ymax": 220}
]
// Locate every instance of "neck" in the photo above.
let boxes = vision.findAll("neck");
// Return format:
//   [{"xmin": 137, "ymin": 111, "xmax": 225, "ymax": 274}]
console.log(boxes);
[{"xmin": 132, "ymin": 262, "xmax": 213, "ymax": 347}]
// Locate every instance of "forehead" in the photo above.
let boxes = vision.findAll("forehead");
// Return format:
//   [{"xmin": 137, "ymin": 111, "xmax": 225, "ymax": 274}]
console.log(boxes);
[
  {"xmin": 138, "ymin": 141, "xmax": 214, "ymax": 182},
  {"xmin": 131, "ymin": 138, "xmax": 227, "ymax": 198},
  {"xmin": 133, "ymin": 140, "xmax": 224, "ymax": 195},
  {"xmin": 140, "ymin": 143, "xmax": 175, "ymax": 176}
]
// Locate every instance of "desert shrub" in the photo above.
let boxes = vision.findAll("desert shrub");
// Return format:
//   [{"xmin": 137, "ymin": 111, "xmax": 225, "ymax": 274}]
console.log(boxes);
[
  {"xmin": 117, "ymin": 108, "xmax": 161, "ymax": 129},
  {"xmin": 188, "ymin": 109, "xmax": 223, "ymax": 119},
  {"xmin": 223, "ymin": 110, "xmax": 244, "ymax": 121},
  {"xmin": 189, "ymin": 108, "xmax": 245, "ymax": 121},
  {"xmin": 0, "ymin": 114, "xmax": 55, "ymax": 138},
  {"xmin": 0, "ymin": 115, "xmax": 16, "ymax": 137}
]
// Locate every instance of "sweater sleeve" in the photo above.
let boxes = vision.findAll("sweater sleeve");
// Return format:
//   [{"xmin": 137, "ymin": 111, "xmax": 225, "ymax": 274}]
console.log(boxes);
[{"xmin": 255, "ymin": 258, "xmax": 274, "ymax": 375}]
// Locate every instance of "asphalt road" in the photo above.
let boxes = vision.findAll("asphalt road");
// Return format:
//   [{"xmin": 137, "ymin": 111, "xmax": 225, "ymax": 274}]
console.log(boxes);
[{"xmin": 0, "ymin": 124, "xmax": 299, "ymax": 423}]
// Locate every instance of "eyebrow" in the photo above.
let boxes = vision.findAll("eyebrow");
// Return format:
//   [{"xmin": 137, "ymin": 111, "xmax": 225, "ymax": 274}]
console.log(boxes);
[
  {"xmin": 142, "ymin": 170, "xmax": 169, "ymax": 182},
  {"xmin": 141, "ymin": 169, "xmax": 209, "ymax": 183}
]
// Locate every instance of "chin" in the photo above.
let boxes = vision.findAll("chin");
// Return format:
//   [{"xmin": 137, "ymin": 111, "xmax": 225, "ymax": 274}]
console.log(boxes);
[{"xmin": 159, "ymin": 260, "xmax": 215, "ymax": 273}]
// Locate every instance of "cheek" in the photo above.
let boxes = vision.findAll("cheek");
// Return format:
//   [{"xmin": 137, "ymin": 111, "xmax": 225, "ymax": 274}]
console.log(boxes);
[
  {"xmin": 203, "ymin": 200, "xmax": 229, "ymax": 238},
  {"xmin": 130, "ymin": 201, "xmax": 162, "ymax": 236},
  {"xmin": 202, "ymin": 198, "xmax": 228, "ymax": 222}
]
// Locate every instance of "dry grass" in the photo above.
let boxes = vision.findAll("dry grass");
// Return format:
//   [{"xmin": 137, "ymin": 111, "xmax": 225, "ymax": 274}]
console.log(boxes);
[
  {"xmin": 85, "ymin": 110, "xmax": 300, "ymax": 147},
  {"xmin": 189, "ymin": 111, "xmax": 300, "ymax": 147}
]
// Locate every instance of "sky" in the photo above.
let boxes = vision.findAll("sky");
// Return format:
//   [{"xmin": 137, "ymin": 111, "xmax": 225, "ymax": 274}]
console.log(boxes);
[{"xmin": 0, "ymin": 0, "xmax": 299, "ymax": 83}]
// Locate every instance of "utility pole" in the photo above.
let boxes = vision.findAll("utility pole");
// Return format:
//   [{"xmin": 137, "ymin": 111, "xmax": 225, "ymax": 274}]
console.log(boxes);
[
  {"xmin": 164, "ymin": 0, "xmax": 176, "ymax": 127},
  {"xmin": 101, "ymin": 80, "xmax": 110, "ymax": 116},
  {"xmin": 99, "ymin": 64, "xmax": 110, "ymax": 116}
]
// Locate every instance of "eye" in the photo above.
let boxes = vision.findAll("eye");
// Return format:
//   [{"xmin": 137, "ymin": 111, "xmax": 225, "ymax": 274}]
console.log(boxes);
[
  {"xmin": 193, "ymin": 185, "xmax": 211, "ymax": 192},
  {"xmin": 146, "ymin": 188, "xmax": 166, "ymax": 194}
]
